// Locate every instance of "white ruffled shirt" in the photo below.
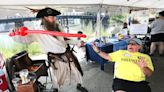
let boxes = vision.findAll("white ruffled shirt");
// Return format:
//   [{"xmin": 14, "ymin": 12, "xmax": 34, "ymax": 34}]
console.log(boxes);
[{"xmin": 13, "ymin": 26, "xmax": 79, "ymax": 54}]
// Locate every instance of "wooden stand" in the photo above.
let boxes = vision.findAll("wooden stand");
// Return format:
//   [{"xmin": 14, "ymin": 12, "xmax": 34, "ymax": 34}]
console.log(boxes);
[{"xmin": 17, "ymin": 80, "xmax": 37, "ymax": 92}]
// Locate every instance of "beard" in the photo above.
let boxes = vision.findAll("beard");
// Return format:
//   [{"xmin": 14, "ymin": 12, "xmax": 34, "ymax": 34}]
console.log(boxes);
[{"xmin": 42, "ymin": 19, "xmax": 60, "ymax": 32}]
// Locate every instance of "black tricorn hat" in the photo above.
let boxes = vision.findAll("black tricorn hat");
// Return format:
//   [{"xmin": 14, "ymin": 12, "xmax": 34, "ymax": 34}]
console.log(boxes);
[
  {"xmin": 159, "ymin": 11, "xmax": 164, "ymax": 17},
  {"xmin": 36, "ymin": 7, "xmax": 61, "ymax": 18}
]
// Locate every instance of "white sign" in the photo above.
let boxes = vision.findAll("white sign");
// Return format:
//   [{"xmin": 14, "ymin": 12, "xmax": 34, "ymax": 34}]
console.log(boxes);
[{"xmin": 129, "ymin": 24, "xmax": 148, "ymax": 34}]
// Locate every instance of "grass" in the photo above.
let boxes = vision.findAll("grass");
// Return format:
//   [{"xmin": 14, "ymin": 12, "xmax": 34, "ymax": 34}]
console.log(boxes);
[{"xmin": 0, "ymin": 42, "xmax": 42, "ymax": 59}]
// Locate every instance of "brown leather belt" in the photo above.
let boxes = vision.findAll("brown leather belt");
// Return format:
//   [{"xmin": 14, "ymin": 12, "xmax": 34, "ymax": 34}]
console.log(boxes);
[{"xmin": 47, "ymin": 48, "xmax": 84, "ymax": 76}]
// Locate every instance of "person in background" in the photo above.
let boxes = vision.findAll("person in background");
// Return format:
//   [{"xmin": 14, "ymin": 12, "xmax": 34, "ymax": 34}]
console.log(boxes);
[
  {"xmin": 147, "ymin": 18, "xmax": 155, "ymax": 34},
  {"xmin": 75, "ymin": 31, "xmax": 87, "ymax": 62},
  {"xmin": 13, "ymin": 7, "xmax": 88, "ymax": 92},
  {"xmin": 77, "ymin": 31, "xmax": 85, "ymax": 47},
  {"xmin": 123, "ymin": 22, "xmax": 128, "ymax": 29},
  {"xmin": 149, "ymin": 11, "xmax": 164, "ymax": 56},
  {"xmin": 116, "ymin": 22, "xmax": 129, "ymax": 40},
  {"xmin": 92, "ymin": 38, "xmax": 154, "ymax": 92}
]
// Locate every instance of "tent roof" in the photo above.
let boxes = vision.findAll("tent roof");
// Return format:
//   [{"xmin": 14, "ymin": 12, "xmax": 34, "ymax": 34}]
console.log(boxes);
[
  {"xmin": 0, "ymin": 0, "xmax": 164, "ymax": 9},
  {"xmin": 0, "ymin": 0, "xmax": 163, "ymax": 19}
]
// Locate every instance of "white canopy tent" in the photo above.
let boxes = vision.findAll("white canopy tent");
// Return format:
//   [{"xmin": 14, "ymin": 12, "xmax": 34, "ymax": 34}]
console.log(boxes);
[
  {"xmin": 0, "ymin": 0, "xmax": 163, "ymax": 20},
  {"xmin": 0, "ymin": 0, "xmax": 164, "ymax": 9},
  {"xmin": 0, "ymin": 0, "xmax": 163, "ymax": 37}
]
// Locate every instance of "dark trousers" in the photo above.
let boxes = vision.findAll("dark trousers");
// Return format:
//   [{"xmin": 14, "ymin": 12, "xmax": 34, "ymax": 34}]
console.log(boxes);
[{"xmin": 112, "ymin": 78, "xmax": 151, "ymax": 92}]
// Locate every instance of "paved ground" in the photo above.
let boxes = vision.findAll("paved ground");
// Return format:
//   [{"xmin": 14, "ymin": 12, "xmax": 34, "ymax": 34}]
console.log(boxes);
[
  {"xmin": 148, "ymin": 55, "xmax": 164, "ymax": 92},
  {"xmin": 35, "ymin": 53, "xmax": 164, "ymax": 92}
]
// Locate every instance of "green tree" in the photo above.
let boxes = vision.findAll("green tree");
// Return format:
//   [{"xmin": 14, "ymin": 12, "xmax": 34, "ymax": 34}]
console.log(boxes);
[{"xmin": 110, "ymin": 14, "xmax": 127, "ymax": 24}]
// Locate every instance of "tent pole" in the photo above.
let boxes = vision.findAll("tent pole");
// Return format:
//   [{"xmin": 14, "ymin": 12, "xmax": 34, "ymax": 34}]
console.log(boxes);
[{"xmin": 96, "ymin": 4, "xmax": 102, "ymax": 42}]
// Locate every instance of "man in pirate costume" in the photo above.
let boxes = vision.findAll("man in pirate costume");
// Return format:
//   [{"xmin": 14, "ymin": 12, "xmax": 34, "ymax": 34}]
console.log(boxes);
[{"xmin": 13, "ymin": 7, "xmax": 88, "ymax": 92}]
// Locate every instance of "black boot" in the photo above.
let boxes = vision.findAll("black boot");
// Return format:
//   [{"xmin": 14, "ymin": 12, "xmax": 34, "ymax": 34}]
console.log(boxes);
[
  {"xmin": 36, "ymin": 81, "xmax": 45, "ymax": 91},
  {"xmin": 52, "ymin": 88, "xmax": 58, "ymax": 92},
  {"xmin": 76, "ymin": 83, "xmax": 88, "ymax": 92}
]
